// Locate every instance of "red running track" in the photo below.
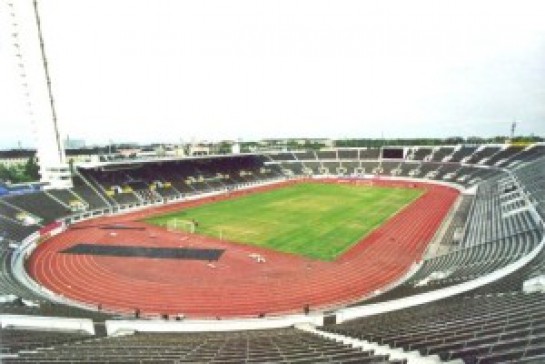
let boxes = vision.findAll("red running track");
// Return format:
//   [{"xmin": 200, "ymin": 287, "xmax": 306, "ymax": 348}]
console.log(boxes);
[{"xmin": 27, "ymin": 179, "xmax": 459, "ymax": 318}]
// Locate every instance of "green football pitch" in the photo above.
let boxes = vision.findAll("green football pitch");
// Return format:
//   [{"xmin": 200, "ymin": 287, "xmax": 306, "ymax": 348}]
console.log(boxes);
[{"xmin": 145, "ymin": 182, "xmax": 424, "ymax": 261}]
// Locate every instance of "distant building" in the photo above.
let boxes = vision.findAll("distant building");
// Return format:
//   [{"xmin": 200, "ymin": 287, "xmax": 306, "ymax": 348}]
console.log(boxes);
[
  {"xmin": 0, "ymin": 149, "xmax": 36, "ymax": 167},
  {"xmin": 65, "ymin": 148, "xmax": 103, "ymax": 164},
  {"xmin": 166, "ymin": 145, "xmax": 186, "ymax": 157},
  {"xmin": 64, "ymin": 137, "xmax": 86, "ymax": 149},
  {"xmin": 189, "ymin": 144, "xmax": 210, "ymax": 156},
  {"xmin": 252, "ymin": 138, "xmax": 333, "ymax": 151}
]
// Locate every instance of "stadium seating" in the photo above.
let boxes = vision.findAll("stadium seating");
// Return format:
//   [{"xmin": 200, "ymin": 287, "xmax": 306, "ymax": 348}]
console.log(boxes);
[
  {"xmin": 447, "ymin": 166, "xmax": 500, "ymax": 186},
  {"xmin": 429, "ymin": 146, "xmax": 454, "ymax": 162},
  {"xmin": 357, "ymin": 228, "xmax": 541, "ymax": 303},
  {"xmin": 0, "ymin": 299, "xmax": 113, "ymax": 320},
  {"xmin": 467, "ymin": 244, "xmax": 545, "ymax": 295},
  {"xmin": 0, "ymin": 246, "xmax": 42, "ymax": 300},
  {"xmin": 462, "ymin": 173, "xmax": 536, "ymax": 246},
  {"xmin": 501, "ymin": 144, "xmax": 545, "ymax": 167},
  {"xmin": 316, "ymin": 150, "xmax": 338, "ymax": 160},
  {"xmin": 3, "ymin": 193, "xmax": 69, "ymax": 224},
  {"xmin": 417, "ymin": 162, "xmax": 441, "ymax": 178},
  {"xmin": 315, "ymin": 153, "xmax": 545, "ymax": 364},
  {"xmin": 353, "ymin": 167, "xmax": 543, "ymax": 304},
  {"xmin": 464, "ymin": 146, "xmax": 502, "ymax": 164},
  {"xmin": 338, "ymin": 149, "xmax": 359, "ymax": 160},
  {"xmin": 72, "ymin": 155, "xmax": 276, "ymax": 209},
  {"xmin": 293, "ymin": 150, "xmax": 318, "ymax": 160},
  {"xmin": 279, "ymin": 161, "xmax": 305, "ymax": 176},
  {"xmin": 2, "ymin": 328, "xmax": 401, "ymax": 363},
  {"xmin": 325, "ymin": 292, "xmax": 545, "ymax": 364},
  {"xmin": 378, "ymin": 161, "xmax": 399, "ymax": 175},
  {"xmin": 360, "ymin": 161, "xmax": 380, "ymax": 174},
  {"xmin": 341, "ymin": 161, "xmax": 363, "ymax": 175},
  {"xmin": 484, "ymin": 145, "xmax": 525, "ymax": 166},
  {"xmin": 439, "ymin": 194, "xmax": 474, "ymax": 246},
  {"xmin": 446, "ymin": 145, "xmax": 477, "ymax": 162},
  {"xmin": 70, "ymin": 175, "xmax": 111, "ymax": 210},
  {"xmin": 46, "ymin": 189, "xmax": 88, "ymax": 212},
  {"xmin": 359, "ymin": 148, "xmax": 381, "ymax": 160},
  {"xmin": 396, "ymin": 162, "xmax": 418, "ymax": 177},
  {"xmin": 1, "ymin": 328, "xmax": 91, "ymax": 355},
  {"xmin": 302, "ymin": 160, "xmax": 322, "ymax": 174},
  {"xmin": 428, "ymin": 163, "xmax": 459, "ymax": 181},
  {"xmin": 511, "ymin": 156, "xmax": 545, "ymax": 218},
  {"xmin": 322, "ymin": 161, "xmax": 341, "ymax": 174},
  {"xmin": 267, "ymin": 152, "xmax": 296, "ymax": 161},
  {"xmin": 409, "ymin": 147, "xmax": 433, "ymax": 161},
  {"xmin": 0, "ymin": 215, "xmax": 37, "ymax": 242},
  {"xmin": 0, "ymin": 200, "xmax": 35, "ymax": 223}
]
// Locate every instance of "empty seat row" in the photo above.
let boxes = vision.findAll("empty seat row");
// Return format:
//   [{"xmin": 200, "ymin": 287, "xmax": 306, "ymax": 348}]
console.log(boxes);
[
  {"xmin": 326, "ymin": 292, "xmax": 545, "ymax": 364},
  {"xmin": 2, "ymin": 328, "xmax": 400, "ymax": 363}
]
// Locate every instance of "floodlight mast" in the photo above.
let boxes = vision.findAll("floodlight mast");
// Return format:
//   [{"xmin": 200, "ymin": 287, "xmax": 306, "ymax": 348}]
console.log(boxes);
[
  {"xmin": 7, "ymin": 0, "xmax": 72, "ymax": 188},
  {"xmin": 32, "ymin": 0, "xmax": 72, "ymax": 188},
  {"xmin": 511, "ymin": 121, "xmax": 517, "ymax": 140},
  {"xmin": 32, "ymin": 0, "xmax": 62, "ymax": 163}
]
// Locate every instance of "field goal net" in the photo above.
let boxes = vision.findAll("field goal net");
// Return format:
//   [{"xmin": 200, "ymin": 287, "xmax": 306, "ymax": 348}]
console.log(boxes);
[{"xmin": 166, "ymin": 219, "xmax": 196, "ymax": 234}]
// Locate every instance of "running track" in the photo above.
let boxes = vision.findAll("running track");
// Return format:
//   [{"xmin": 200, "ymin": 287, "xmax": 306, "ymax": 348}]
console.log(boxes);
[{"xmin": 27, "ymin": 179, "xmax": 459, "ymax": 318}]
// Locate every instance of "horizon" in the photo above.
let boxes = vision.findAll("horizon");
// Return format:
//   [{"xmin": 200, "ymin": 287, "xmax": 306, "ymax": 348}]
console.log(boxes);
[{"xmin": 0, "ymin": 134, "xmax": 543, "ymax": 153}]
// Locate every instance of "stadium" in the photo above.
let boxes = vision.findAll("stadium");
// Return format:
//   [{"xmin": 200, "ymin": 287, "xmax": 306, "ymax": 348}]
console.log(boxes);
[
  {"xmin": 2, "ymin": 1, "xmax": 545, "ymax": 364},
  {"xmin": 3, "ymin": 141, "xmax": 545, "ymax": 364}
]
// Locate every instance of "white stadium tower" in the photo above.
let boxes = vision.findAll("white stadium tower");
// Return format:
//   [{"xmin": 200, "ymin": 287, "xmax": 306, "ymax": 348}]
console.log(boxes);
[{"xmin": 6, "ymin": 0, "xmax": 71, "ymax": 189}]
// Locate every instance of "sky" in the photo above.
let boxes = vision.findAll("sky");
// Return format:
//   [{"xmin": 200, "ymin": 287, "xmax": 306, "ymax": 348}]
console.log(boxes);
[{"xmin": 1, "ymin": 0, "xmax": 545, "ymax": 149}]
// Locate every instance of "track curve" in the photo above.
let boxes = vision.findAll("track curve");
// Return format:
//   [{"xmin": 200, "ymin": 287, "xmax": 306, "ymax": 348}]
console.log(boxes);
[{"xmin": 27, "ymin": 179, "xmax": 459, "ymax": 318}]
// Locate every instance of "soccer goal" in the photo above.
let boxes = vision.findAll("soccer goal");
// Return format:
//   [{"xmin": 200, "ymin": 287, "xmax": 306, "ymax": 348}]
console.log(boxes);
[{"xmin": 166, "ymin": 219, "xmax": 196, "ymax": 234}]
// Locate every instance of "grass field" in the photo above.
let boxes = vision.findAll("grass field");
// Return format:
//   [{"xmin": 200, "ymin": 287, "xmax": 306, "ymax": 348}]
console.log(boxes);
[{"xmin": 145, "ymin": 183, "xmax": 424, "ymax": 261}]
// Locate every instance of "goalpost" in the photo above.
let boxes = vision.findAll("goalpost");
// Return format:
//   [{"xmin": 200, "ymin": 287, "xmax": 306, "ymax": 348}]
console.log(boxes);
[{"xmin": 166, "ymin": 219, "xmax": 196, "ymax": 234}]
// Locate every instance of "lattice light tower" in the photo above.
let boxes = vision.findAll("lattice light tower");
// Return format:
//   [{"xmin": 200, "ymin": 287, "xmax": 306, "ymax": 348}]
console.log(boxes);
[
  {"xmin": 511, "ymin": 121, "xmax": 517, "ymax": 140},
  {"xmin": 7, "ymin": 0, "xmax": 72, "ymax": 189}
]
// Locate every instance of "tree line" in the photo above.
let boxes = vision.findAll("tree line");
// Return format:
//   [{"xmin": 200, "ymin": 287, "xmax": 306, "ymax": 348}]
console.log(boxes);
[
  {"xmin": 334, "ymin": 135, "xmax": 543, "ymax": 148},
  {"xmin": 0, "ymin": 157, "xmax": 40, "ymax": 184}
]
